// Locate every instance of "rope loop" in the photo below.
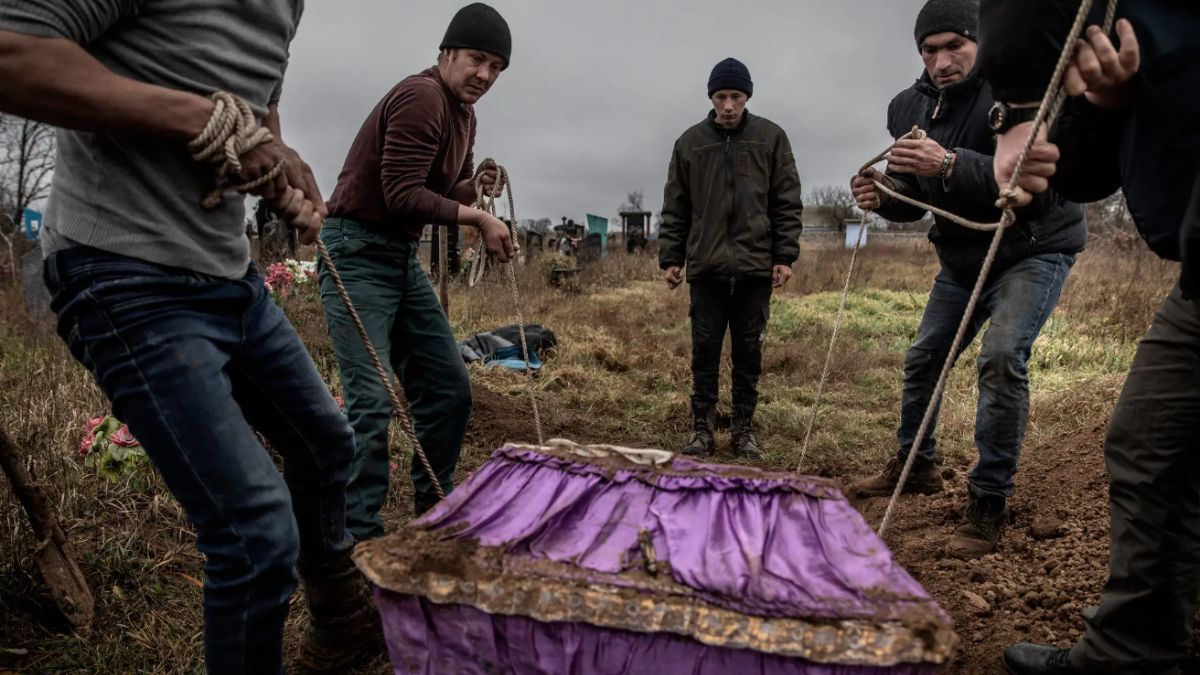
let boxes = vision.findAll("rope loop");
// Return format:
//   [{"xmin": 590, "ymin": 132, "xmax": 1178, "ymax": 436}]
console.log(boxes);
[{"xmin": 190, "ymin": 91, "xmax": 284, "ymax": 209}]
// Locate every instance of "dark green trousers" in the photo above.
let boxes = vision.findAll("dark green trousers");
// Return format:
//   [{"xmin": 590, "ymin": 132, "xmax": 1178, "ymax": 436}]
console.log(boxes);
[
  {"xmin": 317, "ymin": 218, "xmax": 470, "ymax": 541},
  {"xmin": 1071, "ymin": 282, "xmax": 1200, "ymax": 674}
]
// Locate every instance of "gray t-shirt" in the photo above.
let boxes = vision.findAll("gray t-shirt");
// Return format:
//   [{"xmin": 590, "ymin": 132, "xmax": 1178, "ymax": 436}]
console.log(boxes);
[{"xmin": 0, "ymin": 0, "xmax": 302, "ymax": 279}]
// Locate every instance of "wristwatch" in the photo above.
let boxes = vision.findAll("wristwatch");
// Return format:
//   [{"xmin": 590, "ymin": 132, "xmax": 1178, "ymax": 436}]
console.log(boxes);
[{"xmin": 988, "ymin": 101, "xmax": 1040, "ymax": 134}]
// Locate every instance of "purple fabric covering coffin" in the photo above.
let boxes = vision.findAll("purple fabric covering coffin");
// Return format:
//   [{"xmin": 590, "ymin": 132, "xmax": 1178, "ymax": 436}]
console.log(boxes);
[{"xmin": 354, "ymin": 442, "xmax": 956, "ymax": 674}]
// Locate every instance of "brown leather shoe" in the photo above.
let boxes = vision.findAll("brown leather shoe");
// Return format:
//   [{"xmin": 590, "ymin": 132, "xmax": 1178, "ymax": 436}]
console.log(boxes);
[
  {"xmin": 849, "ymin": 455, "xmax": 943, "ymax": 498},
  {"xmin": 946, "ymin": 493, "xmax": 1007, "ymax": 559}
]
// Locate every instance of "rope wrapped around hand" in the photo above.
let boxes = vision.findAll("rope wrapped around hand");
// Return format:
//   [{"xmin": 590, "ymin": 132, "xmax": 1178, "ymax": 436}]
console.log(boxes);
[{"xmin": 188, "ymin": 91, "xmax": 285, "ymax": 209}]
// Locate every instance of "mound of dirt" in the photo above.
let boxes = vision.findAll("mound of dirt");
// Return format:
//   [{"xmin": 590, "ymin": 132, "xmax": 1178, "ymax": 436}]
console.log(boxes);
[
  {"xmin": 463, "ymin": 384, "xmax": 542, "ymax": 451},
  {"xmin": 850, "ymin": 422, "xmax": 1198, "ymax": 673}
]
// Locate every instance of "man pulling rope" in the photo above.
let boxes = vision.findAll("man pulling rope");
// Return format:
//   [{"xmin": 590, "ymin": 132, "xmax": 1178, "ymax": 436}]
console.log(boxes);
[
  {"xmin": 844, "ymin": 0, "xmax": 1088, "ymax": 560},
  {"xmin": 0, "ymin": 2, "xmax": 381, "ymax": 672},
  {"xmin": 318, "ymin": 3, "xmax": 516, "ymax": 537}
]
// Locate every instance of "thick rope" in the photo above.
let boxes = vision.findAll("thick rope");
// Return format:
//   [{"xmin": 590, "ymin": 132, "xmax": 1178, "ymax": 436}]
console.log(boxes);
[
  {"xmin": 859, "ymin": 127, "xmax": 1007, "ymax": 233},
  {"xmin": 190, "ymin": 92, "xmax": 284, "ymax": 210},
  {"xmin": 469, "ymin": 161, "xmax": 546, "ymax": 446},
  {"xmin": 315, "ymin": 238, "xmax": 446, "ymax": 501},
  {"xmin": 877, "ymin": 0, "xmax": 1117, "ymax": 537},
  {"xmin": 190, "ymin": 92, "xmax": 446, "ymax": 500}
]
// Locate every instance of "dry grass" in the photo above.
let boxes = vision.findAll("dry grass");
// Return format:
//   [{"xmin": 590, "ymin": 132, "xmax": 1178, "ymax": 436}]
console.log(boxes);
[{"xmin": 0, "ymin": 232, "xmax": 1178, "ymax": 672}]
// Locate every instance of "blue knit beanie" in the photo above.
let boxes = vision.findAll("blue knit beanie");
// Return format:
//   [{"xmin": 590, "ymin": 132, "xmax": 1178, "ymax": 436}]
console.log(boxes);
[{"xmin": 707, "ymin": 58, "xmax": 753, "ymax": 99}]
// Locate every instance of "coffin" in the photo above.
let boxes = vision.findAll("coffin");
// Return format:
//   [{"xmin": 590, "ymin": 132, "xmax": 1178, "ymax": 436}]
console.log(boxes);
[{"xmin": 354, "ymin": 441, "xmax": 956, "ymax": 674}]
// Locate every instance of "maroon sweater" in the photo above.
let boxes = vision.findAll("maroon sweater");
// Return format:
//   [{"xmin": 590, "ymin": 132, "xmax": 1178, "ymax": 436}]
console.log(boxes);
[{"xmin": 327, "ymin": 67, "xmax": 476, "ymax": 239}]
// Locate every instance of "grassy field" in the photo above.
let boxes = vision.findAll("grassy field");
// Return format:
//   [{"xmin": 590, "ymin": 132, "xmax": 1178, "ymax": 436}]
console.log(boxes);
[{"xmin": 0, "ymin": 233, "xmax": 1179, "ymax": 672}]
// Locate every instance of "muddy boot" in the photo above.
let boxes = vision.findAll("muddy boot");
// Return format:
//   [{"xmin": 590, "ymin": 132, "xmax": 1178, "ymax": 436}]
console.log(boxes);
[
  {"xmin": 296, "ymin": 552, "xmax": 385, "ymax": 673},
  {"xmin": 731, "ymin": 405, "xmax": 763, "ymax": 460},
  {"xmin": 946, "ymin": 493, "xmax": 1007, "ymax": 559},
  {"xmin": 849, "ymin": 455, "xmax": 943, "ymax": 498},
  {"xmin": 414, "ymin": 490, "xmax": 441, "ymax": 519},
  {"xmin": 681, "ymin": 402, "xmax": 716, "ymax": 457}
]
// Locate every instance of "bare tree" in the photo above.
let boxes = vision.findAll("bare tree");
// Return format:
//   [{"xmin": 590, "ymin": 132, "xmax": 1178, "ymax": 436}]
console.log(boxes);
[
  {"xmin": 805, "ymin": 184, "xmax": 861, "ymax": 232},
  {"xmin": 618, "ymin": 190, "xmax": 644, "ymax": 213},
  {"xmin": 0, "ymin": 115, "xmax": 55, "ymax": 236}
]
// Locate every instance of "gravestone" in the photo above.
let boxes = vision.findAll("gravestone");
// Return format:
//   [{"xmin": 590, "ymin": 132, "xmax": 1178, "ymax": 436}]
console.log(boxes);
[{"xmin": 21, "ymin": 248, "xmax": 52, "ymax": 319}]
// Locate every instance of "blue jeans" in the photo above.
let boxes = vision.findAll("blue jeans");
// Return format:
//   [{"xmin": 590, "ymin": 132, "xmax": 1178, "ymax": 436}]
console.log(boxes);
[
  {"xmin": 44, "ymin": 246, "xmax": 354, "ymax": 674},
  {"xmin": 318, "ymin": 218, "xmax": 471, "ymax": 539},
  {"xmin": 898, "ymin": 253, "xmax": 1075, "ymax": 499}
]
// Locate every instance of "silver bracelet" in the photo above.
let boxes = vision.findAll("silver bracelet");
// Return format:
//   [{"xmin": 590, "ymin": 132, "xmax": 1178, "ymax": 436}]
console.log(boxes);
[{"xmin": 936, "ymin": 151, "xmax": 955, "ymax": 179}]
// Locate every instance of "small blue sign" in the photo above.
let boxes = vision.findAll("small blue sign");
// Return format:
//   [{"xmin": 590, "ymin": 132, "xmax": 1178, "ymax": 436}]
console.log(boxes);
[{"xmin": 23, "ymin": 208, "xmax": 43, "ymax": 241}]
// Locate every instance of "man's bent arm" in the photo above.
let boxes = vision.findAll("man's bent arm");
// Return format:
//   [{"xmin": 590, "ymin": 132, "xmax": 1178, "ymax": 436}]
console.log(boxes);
[{"xmin": 0, "ymin": 31, "xmax": 212, "ymax": 141}]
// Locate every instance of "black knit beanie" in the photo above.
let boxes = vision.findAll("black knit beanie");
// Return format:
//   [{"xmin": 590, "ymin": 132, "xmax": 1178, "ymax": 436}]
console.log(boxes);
[
  {"xmin": 913, "ymin": 0, "xmax": 979, "ymax": 46},
  {"xmin": 440, "ymin": 3, "xmax": 511, "ymax": 68},
  {"xmin": 707, "ymin": 58, "xmax": 753, "ymax": 99}
]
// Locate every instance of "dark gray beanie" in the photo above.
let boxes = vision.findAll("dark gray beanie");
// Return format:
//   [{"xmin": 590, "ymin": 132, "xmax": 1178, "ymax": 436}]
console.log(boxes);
[
  {"xmin": 707, "ymin": 58, "xmax": 753, "ymax": 99},
  {"xmin": 913, "ymin": 0, "xmax": 979, "ymax": 46},
  {"xmin": 440, "ymin": 3, "xmax": 511, "ymax": 68}
]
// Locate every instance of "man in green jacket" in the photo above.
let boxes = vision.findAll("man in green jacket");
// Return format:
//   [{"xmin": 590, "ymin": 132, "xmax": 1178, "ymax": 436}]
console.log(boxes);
[{"xmin": 659, "ymin": 58, "xmax": 804, "ymax": 460}]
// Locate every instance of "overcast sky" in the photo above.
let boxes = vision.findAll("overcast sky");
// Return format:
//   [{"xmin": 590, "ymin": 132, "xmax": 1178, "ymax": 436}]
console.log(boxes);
[{"xmin": 278, "ymin": 0, "xmax": 929, "ymax": 223}]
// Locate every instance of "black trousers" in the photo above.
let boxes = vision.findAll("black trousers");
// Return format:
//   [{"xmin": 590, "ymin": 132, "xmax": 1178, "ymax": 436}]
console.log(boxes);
[
  {"xmin": 1070, "ymin": 282, "xmax": 1200, "ymax": 673},
  {"xmin": 689, "ymin": 277, "xmax": 772, "ymax": 411}
]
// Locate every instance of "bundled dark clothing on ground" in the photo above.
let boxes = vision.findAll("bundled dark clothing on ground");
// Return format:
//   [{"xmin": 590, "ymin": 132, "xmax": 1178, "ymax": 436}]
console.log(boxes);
[{"xmin": 978, "ymin": 2, "xmax": 1200, "ymax": 673}]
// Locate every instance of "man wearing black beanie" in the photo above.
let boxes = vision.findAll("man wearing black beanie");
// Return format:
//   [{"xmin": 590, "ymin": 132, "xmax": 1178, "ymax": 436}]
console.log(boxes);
[
  {"xmin": 847, "ymin": 0, "xmax": 1086, "ymax": 559},
  {"xmin": 659, "ymin": 57, "xmax": 804, "ymax": 461},
  {"xmin": 319, "ymin": 3, "xmax": 515, "ymax": 537}
]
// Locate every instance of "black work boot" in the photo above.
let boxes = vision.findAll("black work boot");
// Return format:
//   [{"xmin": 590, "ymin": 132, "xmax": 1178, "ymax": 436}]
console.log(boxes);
[
  {"xmin": 681, "ymin": 402, "xmax": 716, "ymax": 457},
  {"xmin": 731, "ymin": 404, "xmax": 763, "ymax": 460},
  {"xmin": 849, "ymin": 454, "xmax": 943, "ymax": 498},
  {"xmin": 1002, "ymin": 644, "xmax": 1078, "ymax": 674},
  {"xmin": 296, "ymin": 552, "xmax": 385, "ymax": 673},
  {"xmin": 946, "ymin": 492, "xmax": 1007, "ymax": 559}
]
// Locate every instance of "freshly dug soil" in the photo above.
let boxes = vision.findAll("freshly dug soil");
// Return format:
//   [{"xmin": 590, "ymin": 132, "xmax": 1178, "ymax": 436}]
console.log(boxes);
[{"xmin": 850, "ymin": 422, "xmax": 1200, "ymax": 674}]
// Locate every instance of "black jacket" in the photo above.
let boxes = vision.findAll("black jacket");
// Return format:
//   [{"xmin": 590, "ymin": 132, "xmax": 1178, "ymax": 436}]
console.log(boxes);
[
  {"xmin": 659, "ymin": 111, "xmax": 804, "ymax": 281},
  {"xmin": 979, "ymin": 0, "xmax": 1200, "ymax": 295},
  {"xmin": 875, "ymin": 70, "xmax": 1087, "ymax": 283}
]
